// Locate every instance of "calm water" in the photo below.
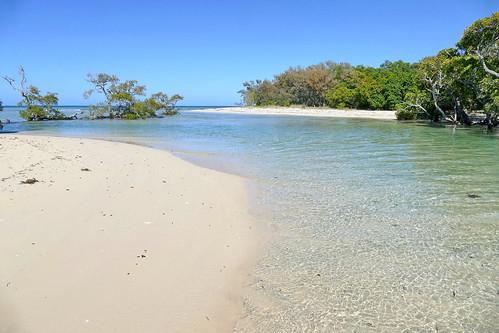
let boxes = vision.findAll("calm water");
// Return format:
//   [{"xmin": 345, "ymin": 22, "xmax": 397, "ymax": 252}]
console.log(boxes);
[{"xmin": 3, "ymin": 109, "xmax": 499, "ymax": 332}]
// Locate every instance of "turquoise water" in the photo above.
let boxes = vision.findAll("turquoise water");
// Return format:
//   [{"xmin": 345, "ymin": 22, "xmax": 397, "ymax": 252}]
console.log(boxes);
[{"xmin": 3, "ymin": 110, "xmax": 499, "ymax": 332}]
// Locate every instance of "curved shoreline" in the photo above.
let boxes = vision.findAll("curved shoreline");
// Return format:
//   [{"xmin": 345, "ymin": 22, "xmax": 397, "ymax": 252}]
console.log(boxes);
[
  {"xmin": 0, "ymin": 134, "xmax": 264, "ymax": 332},
  {"xmin": 184, "ymin": 106, "xmax": 397, "ymax": 120}
]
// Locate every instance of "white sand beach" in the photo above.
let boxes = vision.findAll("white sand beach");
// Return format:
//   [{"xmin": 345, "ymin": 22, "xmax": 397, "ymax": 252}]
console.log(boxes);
[
  {"xmin": 0, "ymin": 135, "xmax": 262, "ymax": 333},
  {"xmin": 186, "ymin": 107, "xmax": 397, "ymax": 120}
]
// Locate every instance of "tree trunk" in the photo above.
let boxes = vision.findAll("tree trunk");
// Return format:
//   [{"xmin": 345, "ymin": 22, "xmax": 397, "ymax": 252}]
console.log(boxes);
[
  {"xmin": 108, "ymin": 103, "xmax": 114, "ymax": 119},
  {"xmin": 454, "ymin": 97, "xmax": 472, "ymax": 125},
  {"xmin": 431, "ymin": 89, "xmax": 447, "ymax": 122}
]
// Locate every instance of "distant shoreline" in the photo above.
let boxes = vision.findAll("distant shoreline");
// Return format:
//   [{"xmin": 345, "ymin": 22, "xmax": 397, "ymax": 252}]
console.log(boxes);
[{"xmin": 184, "ymin": 106, "xmax": 397, "ymax": 120}]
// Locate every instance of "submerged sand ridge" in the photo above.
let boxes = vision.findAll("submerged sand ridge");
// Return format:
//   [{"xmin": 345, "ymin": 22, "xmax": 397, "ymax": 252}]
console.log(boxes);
[{"xmin": 0, "ymin": 135, "xmax": 261, "ymax": 333}]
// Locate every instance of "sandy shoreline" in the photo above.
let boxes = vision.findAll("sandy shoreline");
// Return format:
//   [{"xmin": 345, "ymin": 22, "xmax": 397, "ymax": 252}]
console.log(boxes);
[
  {"xmin": 185, "ymin": 106, "xmax": 396, "ymax": 120},
  {"xmin": 0, "ymin": 135, "xmax": 263, "ymax": 333}
]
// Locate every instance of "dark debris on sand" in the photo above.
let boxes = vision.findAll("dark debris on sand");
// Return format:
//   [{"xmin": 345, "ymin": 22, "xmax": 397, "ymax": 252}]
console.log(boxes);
[{"xmin": 20, "ymin": 178, "xmax": 39, "ymax": 185}]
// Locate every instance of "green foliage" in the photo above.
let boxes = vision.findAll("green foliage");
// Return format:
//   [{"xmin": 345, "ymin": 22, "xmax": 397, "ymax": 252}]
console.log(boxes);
[
  {"xmin": 456, "ymin": 13, "xmax": 499, "ymax": 118},
  {"xmin": 481, "ymin": 76, "xmax": 499, "ymax": 114},
  {"xmin": 395, "ymin": 108, "xmax": 418, "ymax": 120},
  {"xmin": 85, "ymin": 73, "xmax": 183, "ymax": 119},
  {"xmin": 242, "ymin": 61, "xmax": 419, "ymax": 111},
  {"xmin": 19, "ymin": 105, "xmax": 64, "ymax": 121},
  {"xmin": 2, "ymin": 67, "xmax": 65, "ymax": 121},
  {"xmin": 18, "ymin": 88, "xmax": 63, "ymax": 121},
  {"xmin": 458, "ymin": 12, "xmax": 499, "ymax": 61},
  {"xmin": 146, "ymin": 92, "xmax": 184, "ymax": 116},
  {"xmin": 325, "ymin": 82, "xmax": 356, "ymax": 108},
  {"xmin": 239, "ymin": 80, "xmax": 291, "ymax": 106}
]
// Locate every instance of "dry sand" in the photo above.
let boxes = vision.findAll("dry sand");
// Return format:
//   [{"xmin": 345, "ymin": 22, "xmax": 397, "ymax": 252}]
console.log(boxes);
[
  {"xmin": 0, "ymin": 135, "xmax": 262, "ymax": 333},
  {"xmin": 186, "ymin": 106, "xmax": 397, "ymax": 120}
]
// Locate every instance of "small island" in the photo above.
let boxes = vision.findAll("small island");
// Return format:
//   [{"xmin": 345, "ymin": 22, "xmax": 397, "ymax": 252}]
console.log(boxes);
[{"xmin": 238, "ymin": 13, "xmax": 498, "ymax": 129}]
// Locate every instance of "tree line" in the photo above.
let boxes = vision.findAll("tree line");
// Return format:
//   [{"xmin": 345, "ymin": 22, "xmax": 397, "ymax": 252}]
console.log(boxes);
[
  {"xmin": 239, "ymin": 13, "xmax": 498, "ymax": 128},
  {"xmin": 0, "ymin": 69, "xmax": 183, "ymax": 121}
]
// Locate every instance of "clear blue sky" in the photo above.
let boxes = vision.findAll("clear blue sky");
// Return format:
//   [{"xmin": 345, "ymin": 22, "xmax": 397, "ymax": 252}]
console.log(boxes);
[{"xmin": 0, "ymin": 0, "xmax": 497, "ymax": 106}]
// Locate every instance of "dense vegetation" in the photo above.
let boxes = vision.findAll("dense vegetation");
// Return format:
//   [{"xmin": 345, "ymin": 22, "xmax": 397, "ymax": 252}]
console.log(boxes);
[
  {"xmin": 239, "ymin": 13, "xmax": 498, "ymax": 128},
  {"xmin": 1, "ymin": 69, "xmax": 183, "ymax": 121},
  {"xmin": 84, "ymin": 73, "xmax": 183, "ymax": 119}
]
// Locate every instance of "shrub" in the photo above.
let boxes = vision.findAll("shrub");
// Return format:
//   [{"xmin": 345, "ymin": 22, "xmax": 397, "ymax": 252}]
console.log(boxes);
[{"xmin": 395, "ymin": 108, "xmax": 418, "ymax": 120}]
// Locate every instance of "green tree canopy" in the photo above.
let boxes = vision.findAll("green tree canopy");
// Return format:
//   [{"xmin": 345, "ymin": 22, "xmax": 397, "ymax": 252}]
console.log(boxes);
[{"xmin": 85, "ymin": 73, "xmax": 183, "ymax": 119}]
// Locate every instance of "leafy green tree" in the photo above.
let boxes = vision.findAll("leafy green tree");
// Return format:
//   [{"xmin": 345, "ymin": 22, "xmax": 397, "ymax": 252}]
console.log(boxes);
[
  {"xmin": 458, "ymin": 12, "xmax": 499, "ymax": 79},
  {"xmin": 457, "ymin": 12, "xmax": 498, "ymax": 128},
  {"xmin": 84, "ymin": 73, "xmax": 119, "ymax": 118},
  {"xmin": 325, "ymin": 81, "xmax": 357, "ymax": 108},
  {"xmin": 145, "ymin": 92, "xmax": 184, "ymax": 116},
  {"xmin": 354, "ymin": 67, "xmax": 386, "ymax": 109},
  {"xmin": 2, "ymin": 67, "xmax": 66, "ymax": 121},
  {"xmin": 379, "ymin": 61, "xmax": 420, "ymax": 110},
  {"xmin": 239, "ymin": 80, "xmax": 290, "ymax": 106},
  {"xmin": 110, "ymin": 79, "xmax": 146, "ymax": 118},
  {"xmin": 85, "ymin": 73, "xmax": 183, "ymax": 119}
]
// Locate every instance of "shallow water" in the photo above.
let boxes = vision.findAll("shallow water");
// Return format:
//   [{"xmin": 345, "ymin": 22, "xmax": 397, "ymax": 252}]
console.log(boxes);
[{"xmin": 5, "ymin": 110, "xmax": 499, "ymax": 332}]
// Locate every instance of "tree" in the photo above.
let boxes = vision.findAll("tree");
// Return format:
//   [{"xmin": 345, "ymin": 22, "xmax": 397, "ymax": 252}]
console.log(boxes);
[
  {"xmin": 325, "ymin": 81, "xmax": 356, "ymax": 108},
  {"xmin": 416, "ymin": 52, "xmax": 455, "ymax": 122},
  {"xmin": 145, "ymin": 92, "xmax": 184, "ymax": 116},
  {"xmin": 457, "ymin": 13, "xmax": 498, "ymax": 128},
  {"xmin": 110, "ymin": 79, "xmax": 146, "ymax": 118},
  {"xmin": 84, "ymin": 73, "xmax": 119, "ymax": 118},
  {"xmin": 380, "ymin": 61, "xmax": 420, "ymax": 110},
  {"xmin": 238, "ymin": 80, "xmax": 290, "ymax": 106},
  {"xmin": 458, "ymin": 12, "xmax": 499, "ymax": 79},
  {"xmin": 85, "ymin": 73, "xmax": 183, "ymax": 119},
  {"xmin": 274, "ymin": 68, "xmax": 310, "ymax": 105},
  {"xmin": 2, "ymin": 67, "xmax": 66, "ymax": 121},
  {"xmin": 302, "ymin": 63, "xmax": 335, "ymax": 106}
]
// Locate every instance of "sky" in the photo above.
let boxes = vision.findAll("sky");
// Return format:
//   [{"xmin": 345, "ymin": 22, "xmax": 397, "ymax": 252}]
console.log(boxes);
[{"xmin": 0, "ymin": 0, "xmax": 497, "ymax": 106}]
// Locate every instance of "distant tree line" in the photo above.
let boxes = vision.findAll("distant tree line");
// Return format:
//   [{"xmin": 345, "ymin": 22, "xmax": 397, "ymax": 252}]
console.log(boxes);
[
  {"xmin": 239, "ymin": 61, "xmax": 418, "ymax": 110},
  {"xmin": 1, "ymin": 69, "xmax": 183, "ymax": 121},
  {"xmin": 239, "ymin": 13, "xmax": 498, "ymax": 128}
]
